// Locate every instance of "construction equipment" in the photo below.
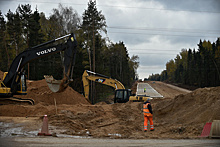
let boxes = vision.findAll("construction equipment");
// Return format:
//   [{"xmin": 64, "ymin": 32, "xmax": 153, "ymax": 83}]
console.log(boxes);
[
  {"xmin": 0, "ymin": 33, "xmax": 77, "ymax": 105},
  {"xmin": 82, "ymin": 70, "xmax": 151, "ymax": 103}
]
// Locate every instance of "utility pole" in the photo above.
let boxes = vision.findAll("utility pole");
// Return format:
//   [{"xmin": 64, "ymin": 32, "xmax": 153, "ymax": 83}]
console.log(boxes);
[
  {"xmin": 86, "ymin": 25, "xmax": 93, "ymax": 104},
  {"xmin": 92, "ymin": 14, "xmax": 96, "ymax": 104},
  {"xmin": 92, "ymin": 0, "xmax": 97, "ymax": 104}
]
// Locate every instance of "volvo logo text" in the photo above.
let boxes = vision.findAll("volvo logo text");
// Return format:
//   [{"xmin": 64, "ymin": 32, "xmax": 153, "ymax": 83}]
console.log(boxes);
[{"xmin": 36, "ymin": 47, "xmax": 56, "ymax": 56}]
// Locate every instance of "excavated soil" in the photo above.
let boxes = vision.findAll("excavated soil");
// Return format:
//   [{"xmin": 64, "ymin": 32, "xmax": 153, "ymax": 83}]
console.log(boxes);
[{"xmin": 0, "ymin": 71, "xmax": 220, "ymax": 139}]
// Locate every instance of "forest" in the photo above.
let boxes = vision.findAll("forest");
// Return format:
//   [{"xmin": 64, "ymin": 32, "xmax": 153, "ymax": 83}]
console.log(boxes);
[
  {"xmin": 0, "ymin": 1, "xmax": 139, "ymax": 103},
  {"xmin": 148, "ymin": 38, "xmax": 220, "ymax": 88}
]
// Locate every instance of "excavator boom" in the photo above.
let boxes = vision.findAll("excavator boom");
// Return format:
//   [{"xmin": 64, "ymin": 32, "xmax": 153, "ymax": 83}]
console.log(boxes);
[
  {"xmin": 82, "ymin": 70, "xmax": 125, "ymax": 100},
  {"xmin": 3, "ymin": 33, "xmax": 77, "ymax": 88}
]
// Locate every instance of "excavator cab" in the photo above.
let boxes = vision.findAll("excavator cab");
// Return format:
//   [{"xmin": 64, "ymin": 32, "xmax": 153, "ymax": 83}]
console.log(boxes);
[
  {"xmin": 114, "ymin": 89, "xmax": 132, "ymax": 103},
  {"xmin": 0, "ymin": 71, "xmax": 27, "ymax": 97},
  {"xmin": 15, "ymin": 72, "xmax": 27, "ymax": 95}
]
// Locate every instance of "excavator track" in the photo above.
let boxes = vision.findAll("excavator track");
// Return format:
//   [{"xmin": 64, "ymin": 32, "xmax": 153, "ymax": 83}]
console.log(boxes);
[{"xmin": 0, "ymin": 97, "xmax": 35, "ymax": 105}]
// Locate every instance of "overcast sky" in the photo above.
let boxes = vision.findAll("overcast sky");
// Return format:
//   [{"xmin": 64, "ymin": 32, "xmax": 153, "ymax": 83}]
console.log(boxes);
[{"xmin": 0, "ymin": 0, "xmax": 220, "ymax": 79}]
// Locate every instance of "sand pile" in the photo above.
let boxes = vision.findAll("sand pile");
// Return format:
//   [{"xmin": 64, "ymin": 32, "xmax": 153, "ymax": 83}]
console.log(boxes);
[
  {"xmin": 151, "ymin": 86, "xmax": 220, "ymax": 138},
  {"xmin": 21, "ymin": 79, "xmax": 89, "ymax": 105},
  {"xmin": 155, "ymin": 86, "xmax": 220, "ymax": 125},
  {"xmin": 0, "ymin": 76, "xmax": 90, "ymax": 116},
  {"xmin": 0, "ymin": 69, "xmax": 89, "ymax": 105},
  {"xmin": 49, "ymin": 102, "xmax": 144, "ymax": 138}
]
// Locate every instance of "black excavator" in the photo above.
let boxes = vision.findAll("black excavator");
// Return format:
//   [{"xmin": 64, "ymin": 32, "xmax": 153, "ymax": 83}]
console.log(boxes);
[{"xmin": 0, "ymin": 33, "xmax": 77, "ymax": 105}]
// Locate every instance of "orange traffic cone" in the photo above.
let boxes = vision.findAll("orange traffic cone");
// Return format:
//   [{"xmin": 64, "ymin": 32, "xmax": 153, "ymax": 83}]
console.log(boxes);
[{"xmin": 38, "ymin": 115, "xmax": 52, "ymax": 136}]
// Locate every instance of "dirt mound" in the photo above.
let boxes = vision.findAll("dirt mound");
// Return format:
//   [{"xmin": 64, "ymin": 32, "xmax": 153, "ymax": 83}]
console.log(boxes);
[
  {"xmin": 0, "ymin": 69, "xmax": 89, "ymax": 106},
  {"xmin": 155, "ymin": 86, "xmax": 220, "ymax": 124},
  {"xmin": 0, "ymin": 77, "xmax": 90, "ymax": 116},
  {"xmin": 49, "ymin": 102, "xmax": 144, "ymax": 138},
  {"xmin": 0, "ymin": 103, "xmax": 57, "ymax": 117},
  {"xmin": 153, "ymin": 86, "xmax": 220, "ymax": 138},
  {"xmin": 18, "ymin": 79, "xmax": 90, "ymax": 105}
]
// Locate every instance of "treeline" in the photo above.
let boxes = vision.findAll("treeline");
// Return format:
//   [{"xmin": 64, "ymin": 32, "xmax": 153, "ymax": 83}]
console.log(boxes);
[
  {"xmin": 0, "ymin": 1, "xmax": 139, "ymax": 101},
  {"xmin": 149, "ymin": 39, "xmax": 220, "ymax": 88}
]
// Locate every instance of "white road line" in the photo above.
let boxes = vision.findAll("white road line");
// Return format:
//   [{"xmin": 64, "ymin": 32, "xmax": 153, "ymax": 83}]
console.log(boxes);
[{"xmin": 137, "ymin": 83, "xmax": 163, "ymax": 98}]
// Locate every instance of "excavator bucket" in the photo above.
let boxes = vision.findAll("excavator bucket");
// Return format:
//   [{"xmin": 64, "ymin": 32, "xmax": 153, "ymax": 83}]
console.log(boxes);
[
  {"xmin": 44, "ymin": 75, "xmax": 69, "ymax": 93},
  {"xmin": 44, "ymin": 75, "xmax": 62, "ymax": 93}
]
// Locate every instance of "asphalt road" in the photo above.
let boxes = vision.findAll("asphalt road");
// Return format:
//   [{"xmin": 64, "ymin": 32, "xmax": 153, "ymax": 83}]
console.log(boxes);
[
  {"xmin": 1, "ymin": 137, "xmax": 220, "ymax": 147},
  {"xmin": 137, "ymin": 83, "xmax": 163, "ymax": 98}
]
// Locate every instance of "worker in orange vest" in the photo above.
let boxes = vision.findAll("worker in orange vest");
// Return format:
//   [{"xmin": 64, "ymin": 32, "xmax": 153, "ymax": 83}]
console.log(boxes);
[{"xmin": 143, "ymin": 98, "xmax": 154, "ymax": 132}]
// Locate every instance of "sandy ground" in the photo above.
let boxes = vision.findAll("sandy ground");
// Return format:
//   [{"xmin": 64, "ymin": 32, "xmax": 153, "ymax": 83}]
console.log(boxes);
[
  {"xmin": 0, "ymin": 72, "xmax": 220, "ymax": 146},
  {"xmin": 146, "ymin": 81, "xmax": 191, "ymax": 98}
]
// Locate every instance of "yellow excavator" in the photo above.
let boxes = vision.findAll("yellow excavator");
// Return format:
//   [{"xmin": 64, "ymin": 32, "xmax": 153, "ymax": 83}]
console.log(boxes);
[
  {"xmin": 0, "ymin": 33, "xmax": 77, "ymax": 105},
  {"xmin": 82, "ymin": 70, "xmax": 151, "ymax": 103}
]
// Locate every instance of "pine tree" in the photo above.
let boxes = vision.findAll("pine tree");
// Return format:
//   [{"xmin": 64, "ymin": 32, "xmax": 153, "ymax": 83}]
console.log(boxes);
[
  {"xmin": 6, "ymin": 10, "xmax": 22, "ymax": 56},
  {"xmin": 81, "ymin": 0, "xmax": 107, "ymax": 71},
  {"xmin": 17, "ymin": 4, "xmax": 32, "ymax": 49},
  {"xmin": 187, "ymin": 49, "xmax": 193, "ymax": 85},
  {"xmin": 28, "ymin": 8, "xmax": 45, "ymax": 80},
  {"xmin": 214, "ymin": 38, "xmax": 220, "ymax": 86},
  {"xmin": 0, "ymin": 11, "xmax": 9, "ymax": 71},
  {"xmin": 81, "ymin": 0, "xmax": 107, "ymax": 103}
]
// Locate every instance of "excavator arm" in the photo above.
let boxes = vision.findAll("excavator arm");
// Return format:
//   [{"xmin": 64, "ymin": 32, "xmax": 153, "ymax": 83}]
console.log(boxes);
[
  {"xmin": 3, "ymin": 33, "xmax": 76, "ymax": 88},
  {"xmin": 82, "ymin": 70, "xmax": 125, "ymax": 100}
]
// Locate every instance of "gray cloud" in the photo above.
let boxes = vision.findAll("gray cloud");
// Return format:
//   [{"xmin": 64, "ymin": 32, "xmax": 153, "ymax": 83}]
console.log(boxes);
[{"xmin": 155, "ymin": 0, "xmax": 220, "ymax": 12}]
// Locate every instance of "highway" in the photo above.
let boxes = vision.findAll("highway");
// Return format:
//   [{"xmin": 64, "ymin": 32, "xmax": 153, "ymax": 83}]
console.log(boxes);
[{"xmin": 137, "ymin": 83, "xmax": 163, "ymax": 98}]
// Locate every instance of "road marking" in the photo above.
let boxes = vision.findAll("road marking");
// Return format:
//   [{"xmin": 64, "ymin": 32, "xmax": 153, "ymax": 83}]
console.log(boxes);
[{"xmin": 137, "ymin": 83, "xmax": 163, "ymax": 98}]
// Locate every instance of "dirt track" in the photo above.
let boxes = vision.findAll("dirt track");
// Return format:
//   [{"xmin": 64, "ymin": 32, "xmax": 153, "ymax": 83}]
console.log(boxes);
[
  {"xmin": 0, "ymin": 76, "xmax": 220, "ymax": 140},
  {"xmin": 146, "ymin": 81, "xmax": 191, "ymax": 98}
]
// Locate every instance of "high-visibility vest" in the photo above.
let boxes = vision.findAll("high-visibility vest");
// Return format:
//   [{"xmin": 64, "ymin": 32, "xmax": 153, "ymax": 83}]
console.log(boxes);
[{"xmin": 143, "ymin": 103, "xmax": 152, "ymax": 116}]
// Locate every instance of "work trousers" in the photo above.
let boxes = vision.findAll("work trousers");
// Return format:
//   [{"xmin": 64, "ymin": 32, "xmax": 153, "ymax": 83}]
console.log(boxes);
[{"xmin": 144, "ymin": 115, "xmax": 154, "ymax": 131}]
